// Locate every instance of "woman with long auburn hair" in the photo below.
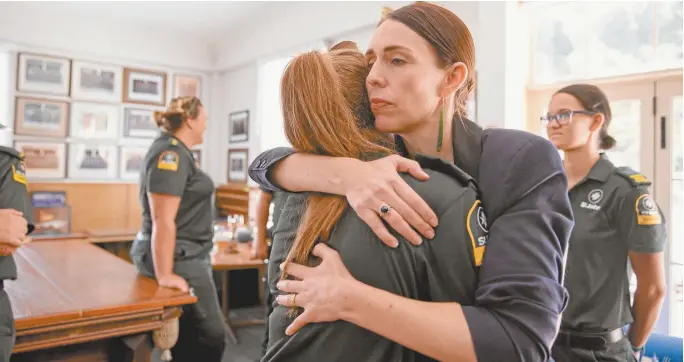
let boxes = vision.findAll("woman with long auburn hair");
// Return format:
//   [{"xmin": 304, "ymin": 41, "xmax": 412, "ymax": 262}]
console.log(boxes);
[
  {"xmin": 252, "ymin": 2, "xmax": 573, "ymax": 361},
  {"xmin": 263, "ymin": 42, "xmax": 486, "ymax": 361}
]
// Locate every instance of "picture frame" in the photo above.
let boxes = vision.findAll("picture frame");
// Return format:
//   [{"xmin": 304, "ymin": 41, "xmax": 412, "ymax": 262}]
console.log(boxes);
[
  {"xmin": 119, "ymin": 146, "xmax": 148, "ymax": 181},
  {"xmin": 70, "ymin": 61, "xmax": 123, "ymax": 103},
  {"xmin": 16, "ymin": 53, "xmax": 71, "ymax": 96},
  {"xmin": 123, "ymin": 67, "xmax": 167, "ymax": 106},
  {"xmin": 173, "ymin": 74, "xmax": 202, "ymax": 99},
  {"xmin": 67, "ymin": 143, "xmax": 118, "ymax": 179},
  {"xmin": 227, "ymin": 148, "xmax": 248, "ymax": 183},
  {"xmin": 13, "ymin": 141, "xmax": 67, "ymax": 179},
  {"xmin": 122, "ymin": 107, "xmax": 161, "ymax": 139},
  {"xmin": 191, "ymin": 149, "xmax": 202, "ymax": 168},
  {"xmin": 228, "ymin": 110, "xmax": 249, "ymax": 143},
  {"xmin": 69, "ymin": 102, "xmax": 119, "ymax": 140},
  {"xmin": 14, "ymin": 97, "xmax": 69, "ymax": 138}
]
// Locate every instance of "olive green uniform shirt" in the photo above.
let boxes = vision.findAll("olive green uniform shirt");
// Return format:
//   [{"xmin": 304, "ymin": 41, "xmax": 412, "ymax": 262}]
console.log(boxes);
[
  {"xmin": 0, "ymin": 146, "xmax": 34, "ymax": 280},
  {"xmin": 263, "ymin": 155, "xmax": 488, "ymax": 362},
  {"xmin": 138, "ymin": 134, "xmax": 215, "ymax": 244},
  {"xmin": 562, "ymin": 154, "xmax": 667, "ymax": 332}
]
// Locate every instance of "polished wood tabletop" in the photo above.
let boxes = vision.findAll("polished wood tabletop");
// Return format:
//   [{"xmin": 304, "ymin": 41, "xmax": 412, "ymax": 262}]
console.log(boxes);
[
  {"xmin": 5, "ymin": 241, "xmax": 196, "ymax": 354},
  {"xmin": 211, "ymin": 241, "xmax": 266, "ymax": 270}
]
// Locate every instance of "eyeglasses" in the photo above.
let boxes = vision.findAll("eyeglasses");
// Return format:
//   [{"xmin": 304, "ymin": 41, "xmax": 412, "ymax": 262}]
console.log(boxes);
[{"xmin": 540, "ymin": 110, "xmax": 595, "ymax": 126}]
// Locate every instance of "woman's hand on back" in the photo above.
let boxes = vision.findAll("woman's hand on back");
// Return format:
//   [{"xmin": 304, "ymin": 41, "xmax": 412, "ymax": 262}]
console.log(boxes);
[{"xmin": 344, "ymin": 155, "xmax": 438, "ymax": 248}]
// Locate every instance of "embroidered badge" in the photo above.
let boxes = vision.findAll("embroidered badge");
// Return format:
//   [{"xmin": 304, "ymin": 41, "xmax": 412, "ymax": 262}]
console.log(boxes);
[
  {"xmin": 157, "ymin": 150, "xmax": 179, "ymax": 171},
  {"xmin": 467, "ymin": 200, "xmax": 488, "ymax": 267},
  {"xmin": 635, "ymin": 194, "xmax": 661, "ymax": 225},
  {"xmin": 12, "ymin": 162, "xmax": 27, "ymax": 185}
]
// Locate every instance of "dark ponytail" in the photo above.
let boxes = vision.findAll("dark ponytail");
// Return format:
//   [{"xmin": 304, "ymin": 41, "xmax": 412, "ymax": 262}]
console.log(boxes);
[{"xmin": 555, "ymin": 83, "xmax": 616, "ymax": 150}]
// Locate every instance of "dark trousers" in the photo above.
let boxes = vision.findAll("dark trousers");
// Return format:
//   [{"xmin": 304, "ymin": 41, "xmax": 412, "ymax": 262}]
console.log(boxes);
[
  {"xmin": 552, "ymin": 336, "xmax": 636, "ymax": 362},
  {"xmin": 0, "ymin": 289, "xmax": 14, "ymax": 362},
  {"xmin": 130, "ymin": 240, "xmax": 226, "ymax": 362}
]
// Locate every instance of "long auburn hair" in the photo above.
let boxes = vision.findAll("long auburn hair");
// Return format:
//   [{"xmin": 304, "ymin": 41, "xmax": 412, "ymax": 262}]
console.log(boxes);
[{"xmin": 280, "ymin": 42, "xmax": 395, "ymax": 284}]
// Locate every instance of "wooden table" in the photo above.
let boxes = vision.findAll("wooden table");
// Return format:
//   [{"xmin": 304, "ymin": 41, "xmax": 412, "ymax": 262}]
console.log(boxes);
[
  {"xmin": 211, "ymin": 242, "xmax": 267, "ymax": 344},
  {"xmin": 6, "ymin": 241, "xmax": 197, "ymax": 362}
]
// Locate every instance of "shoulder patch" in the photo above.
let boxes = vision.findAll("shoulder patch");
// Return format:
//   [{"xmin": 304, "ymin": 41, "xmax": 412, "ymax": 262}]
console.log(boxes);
[
  {"xmin": 635, "ymin": 193, "xmax": 661, "ymax": 226},
  {"xmin": 157, "ymin": 150, "xmax": 179, "ymax": 171},
  {"xmin": 12, "ymin": 161, "xmax": 27, "ymax": 185},
  {"xmin": 615, "ymin": 166, "xmax": 651, "ymax": 187},
  {"xmin": 467, "ymin": 200, "xmax": 488, "ymax": 267}
]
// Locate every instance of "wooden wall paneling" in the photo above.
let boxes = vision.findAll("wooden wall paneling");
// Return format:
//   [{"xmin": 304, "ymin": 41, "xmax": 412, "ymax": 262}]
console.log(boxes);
[{"xmin": 27, "ymin": 183, "xmax": 142, "ymax": 233}]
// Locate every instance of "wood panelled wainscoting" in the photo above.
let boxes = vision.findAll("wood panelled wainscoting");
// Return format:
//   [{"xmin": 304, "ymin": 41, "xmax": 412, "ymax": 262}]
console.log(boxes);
[{"xmin": 27, "ymin": 183, "xmax": 142, "ymax": 233}]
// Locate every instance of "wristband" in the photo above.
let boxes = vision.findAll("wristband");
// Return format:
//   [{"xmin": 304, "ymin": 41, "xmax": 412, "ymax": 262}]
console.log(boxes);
[{"xmin": 631, "ymin": 344, "xmax": 643, "ymax": 353}]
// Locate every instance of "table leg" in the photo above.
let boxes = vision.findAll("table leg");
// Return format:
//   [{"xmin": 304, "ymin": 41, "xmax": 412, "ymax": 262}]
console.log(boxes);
[
  {"xmin": 221, "ymin": 270, "xmax": 239, "ymax": 344},
  {"xmin": 258, "ymin": 265, "xmax": 266, "ymax": 306}
]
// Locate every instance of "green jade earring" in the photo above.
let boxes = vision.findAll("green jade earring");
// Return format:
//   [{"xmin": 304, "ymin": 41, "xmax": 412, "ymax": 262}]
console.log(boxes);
[{"xmin": 436, "ymin": 98, "xmax": 445, "ymax": 152}]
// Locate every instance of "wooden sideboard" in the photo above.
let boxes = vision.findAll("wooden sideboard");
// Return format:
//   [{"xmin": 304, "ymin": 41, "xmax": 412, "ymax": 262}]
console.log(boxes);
[{"xmin": 6, "ymin": 241, "xmax": 196, "ymax": 362}]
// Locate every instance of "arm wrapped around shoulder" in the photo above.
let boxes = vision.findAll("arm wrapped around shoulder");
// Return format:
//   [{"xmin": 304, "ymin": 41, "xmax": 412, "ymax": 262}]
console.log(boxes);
[{"xmin": 462, "ymin": 133, "xmax": 574, "ymax": 362}]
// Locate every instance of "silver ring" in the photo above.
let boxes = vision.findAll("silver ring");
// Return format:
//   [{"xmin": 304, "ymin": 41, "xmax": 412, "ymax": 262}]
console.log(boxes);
[{"xmin": 379, "ymin": 203, "xmax": 391, "ymax": 216}]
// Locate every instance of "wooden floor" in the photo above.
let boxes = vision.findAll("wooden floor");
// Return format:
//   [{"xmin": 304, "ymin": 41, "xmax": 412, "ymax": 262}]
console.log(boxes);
[{"xmin": 151, "ymin": 306, "xmax": 265, "ymax": 362}]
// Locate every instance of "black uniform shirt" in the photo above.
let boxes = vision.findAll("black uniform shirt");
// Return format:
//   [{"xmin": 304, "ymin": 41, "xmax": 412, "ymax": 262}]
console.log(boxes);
[
  {"xmin": 264, "ymin": 155, "xmax": 487, "ymax": 362},
  {"xmin": 249, "ymin": 118, "xmax": 574, "ymax": 362},
  {"xmin": 563, "ymin": 154, "xmax": 667, "ymax": 332},
  {"xmin": 139, "ymin": 134, "xmax": 215, "ymax": 243},
  {"xmin": 0, "ymin": 146, "xmax": 34, "ymax": 280}
]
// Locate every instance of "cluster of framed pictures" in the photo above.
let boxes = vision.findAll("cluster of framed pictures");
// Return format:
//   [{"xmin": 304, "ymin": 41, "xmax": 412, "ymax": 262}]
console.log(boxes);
[
  {"xmin": 16, "ymin": 53, "xmax": 202, "ymax": 104},
  {"xmin": 12, "ymin": 52, "xmax": 204, "ymax": 182}
]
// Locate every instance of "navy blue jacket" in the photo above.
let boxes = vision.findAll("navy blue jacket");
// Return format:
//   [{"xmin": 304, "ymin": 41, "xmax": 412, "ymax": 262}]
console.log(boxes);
[{"xmin": 249, "ymin": 118, "xmax": 573, "ymax": 362}]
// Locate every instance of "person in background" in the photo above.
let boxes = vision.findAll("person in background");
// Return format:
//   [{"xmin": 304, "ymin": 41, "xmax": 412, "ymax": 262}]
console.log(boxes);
[
  {"xmin": 0, "ymin": 143, "xmax": 34, "ymax": 362},
  {"xmin": 129, "ymin": 96, "xmax": 226, "ymax": 362},
  {"xmin": 249, "ymin": 3, "xmax": 574, "ymax": 361},
  {"xmin": 545, "ymin": 84, "xmax": 667, "ymax": 362},
  {"xmin": 253, "ymin": 186, "xmax": 288, "ymax": 359}
]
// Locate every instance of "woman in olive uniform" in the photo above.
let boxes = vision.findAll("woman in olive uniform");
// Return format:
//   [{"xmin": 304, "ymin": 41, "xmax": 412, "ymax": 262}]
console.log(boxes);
[
  {"xmin": 129, "ymin": 97, "xmax": 226, "ymax": 362},
  {"xmin": 0, "ymin": 143, "xmax": 33, "ymax": 362},
  {"xmin": 545, "ymin": 84, "xmax": 667, "ymax": 362}
]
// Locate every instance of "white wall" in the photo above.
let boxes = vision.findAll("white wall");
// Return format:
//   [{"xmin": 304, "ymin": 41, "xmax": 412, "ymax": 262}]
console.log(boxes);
[{"xmin": 220, "ymin": 64, "xmax": 258, "ymax": 186}]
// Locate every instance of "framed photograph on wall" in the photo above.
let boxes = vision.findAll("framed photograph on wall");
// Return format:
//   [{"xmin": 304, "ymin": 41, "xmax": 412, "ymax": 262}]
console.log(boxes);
[
  {"xmin": 16, "ymin": 53, "xmax": 71, "ymax": 96},
  {"xmin": 227, "ymin": 148, "xmax": 248, "ymax": 183},
  {"xmin": 13, "ymin": 141, "xmax": 66, "ymax": 179},
  {"xmin": 123, "ymin": 107, "xmax": 161, "ymax": 139},
  {"xmin": 123, "ymin": 68, "xmax": 167, "ymax": 106},
  {"xmin": 67, "ymin": 143, "xmax": 118, "ymax": 179},
  {"xmin": 191, "ymin": 149, "xmax": 202, "ymax": 168},
  {"xmin": 69, "ymin": 102, "xmax": 119, "ymax": 140},
  {"xmin": 228, "ymin": 110, "xmax": 249, "ymax": 143},
  {"xmin": 173, "ymin": 74, "xmax": 201, "ymax": 98},
  {"xmin": 70, "ymin": 61, "xmax": 123, "ymax": 103},
  {"xmin": 14, "ymin": 97, "xmax": 69, "ymax": 138},
  {"xmin": 120, "ymin": 146, "xmax": 148, "ymax": 180}
]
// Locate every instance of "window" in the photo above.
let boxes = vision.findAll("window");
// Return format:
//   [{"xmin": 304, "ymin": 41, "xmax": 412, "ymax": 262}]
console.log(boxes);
[
  {"xmin": 527, "ymin": 2, "xmax": 683, "ymax": 84},
  {"xmin": 257, "ymin": 56, "xmax": 292, "ymax": 152},
  {"xmin": 257, "ymin": 42, "xmax": 326, "ymax": 152}
]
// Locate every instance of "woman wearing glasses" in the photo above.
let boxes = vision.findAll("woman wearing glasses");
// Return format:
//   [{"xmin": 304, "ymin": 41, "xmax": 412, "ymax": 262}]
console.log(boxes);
[{"xmin": 544, "ymin": 84, "xmax": 667, "ymax": 362}]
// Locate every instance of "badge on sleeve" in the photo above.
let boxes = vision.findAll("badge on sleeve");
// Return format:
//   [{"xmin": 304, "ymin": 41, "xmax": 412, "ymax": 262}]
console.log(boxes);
[
  {"xmin": 467, "ymin": 200, "xmax": 488, "ymax": 267},
  {"xmin": 12, "ymin": 162, "xmax": 28, "ymax": 185},
  {"xmin": 157, "ymin": 150, "xmax": 179, "ymax": 171},
  {"xmin": 635, "ymin": 193, "xmax": 661, "ymax": 226}
]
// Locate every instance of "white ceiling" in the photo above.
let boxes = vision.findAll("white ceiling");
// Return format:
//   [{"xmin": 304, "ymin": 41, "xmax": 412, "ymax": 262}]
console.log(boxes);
[{"xmin": 3, "ymin": 1, "xmax": 273, "ymax": 44}]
